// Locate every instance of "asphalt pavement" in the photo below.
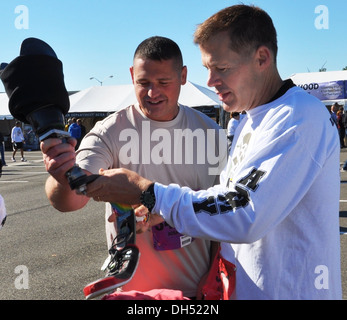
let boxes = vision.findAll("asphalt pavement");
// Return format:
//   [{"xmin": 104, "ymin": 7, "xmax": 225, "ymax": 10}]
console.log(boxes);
[
  {"xmin": 0, "ymin": 150, "xmax": 106, "ymax": 300},
  {"xmin": 0, "ymin": 150, "xmax": 346, "ymax": 300}
]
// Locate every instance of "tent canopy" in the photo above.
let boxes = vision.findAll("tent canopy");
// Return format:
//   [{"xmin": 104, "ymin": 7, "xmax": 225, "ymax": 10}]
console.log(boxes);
[
  {"xmin": 290, "ymin": 70, "xmax": 347, "ymax": 84},
  {"xmin": 178, "ymin": 81, "xmax": 221, "ymax": 108},
  {"xmin": 0, "ymin": 93, "xmax": 12, "ymax": 120},
  {"xmin": 67, "ymin": 84, "xmax": 135, "ymax": 115},
  {"xmin": 0, "ymin": 81, "xmax": 221, "ymax": 119},
  {"xmin": 67, "ymin": 81, "xmax": 221, "ymax": 116}
]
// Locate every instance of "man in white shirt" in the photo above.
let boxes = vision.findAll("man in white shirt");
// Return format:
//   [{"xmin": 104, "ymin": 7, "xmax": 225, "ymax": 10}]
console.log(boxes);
[
  {"xmin": 11, "ymin": 121, "xmax": 27, "ymax": 162},
  {"xmin": 81, "ymin": 5, "xmax": 342, "ymax": 300}
]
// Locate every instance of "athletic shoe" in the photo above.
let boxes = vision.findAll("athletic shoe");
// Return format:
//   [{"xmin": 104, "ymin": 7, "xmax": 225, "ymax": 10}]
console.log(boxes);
[
  {"xmin": 11, "ymin": 157, "xmax": 16, "ymax": 162},
  {"xmin": 21, "ymin": 157, "xmax": 27, "ymax": 162}
]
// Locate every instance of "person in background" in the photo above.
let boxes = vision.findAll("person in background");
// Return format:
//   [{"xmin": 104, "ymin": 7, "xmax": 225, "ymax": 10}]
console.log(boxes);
[
  {"xmin": 11, "ymin": 121, "xmax": 26, "ymax": 162},
  {"xmin": 337, "ymin": 106, "xmax": 346, "ymax": 148},
  {"xmin": 331, "ymin": 102, "xmax": 339, "ymax": 126},
  {"xmin": 76, "ymin": 119, "xmax": 86, "ymax": 149},
  {"xmin": 0, "ymin": 132, "xmax": 7, "ymax": 166},
  {"xmin": 68, "ymin": 118, "xmax": 81, "ymax": 150},
  {"xmin": 64, "ymin": 118, "xmax": 72, "ymax": 131}
]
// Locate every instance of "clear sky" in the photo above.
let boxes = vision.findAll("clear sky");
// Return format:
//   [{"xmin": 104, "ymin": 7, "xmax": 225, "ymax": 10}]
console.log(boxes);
[{"xmin": 0, "ymin": 0, "xmax": 346, "ymax": 92}]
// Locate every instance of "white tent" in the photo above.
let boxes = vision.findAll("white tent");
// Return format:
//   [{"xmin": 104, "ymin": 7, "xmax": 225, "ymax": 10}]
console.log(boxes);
[
  {"xmin": 0, "ymin": 93, "xmax": 12, "ymax": 120},
  {"xmin": 67, "ymin": 84, "xmax": 135, "ymax": 115},
  {"xmin": 0, "ymin": 81, "xmax": 221, "ymax": 119},
  {"xmin": 178, "ymin": 81, "xmax": 221, "ymax": 107},
  {"xmin": 290, "ymin": 70, "xmax": 347, "ymax": 84},
  {"xmin": 290, "ymin": 70, "xmax": 347, "ymax": 107},
  {"xmin": 67, "ymin": 81, "xmax": 221, "ymax": 116}
]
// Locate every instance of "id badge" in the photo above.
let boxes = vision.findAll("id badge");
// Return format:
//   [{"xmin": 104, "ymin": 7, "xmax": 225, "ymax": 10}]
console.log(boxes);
[{"xmin": 152, "ymin": 222, "xmax": 194, "ymax": 251}]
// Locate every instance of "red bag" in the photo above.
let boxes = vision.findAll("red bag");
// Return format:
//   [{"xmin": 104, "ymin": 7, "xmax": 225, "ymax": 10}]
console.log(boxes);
[{"xmin": 201, "ymin": 247, "xmax": 236, "ymax": 300}]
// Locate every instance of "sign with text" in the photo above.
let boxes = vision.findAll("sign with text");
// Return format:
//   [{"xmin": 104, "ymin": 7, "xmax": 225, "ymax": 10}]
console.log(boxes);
[{"xmin": 298, "ymin": 80, "xmax": 346, "ymax": 101}]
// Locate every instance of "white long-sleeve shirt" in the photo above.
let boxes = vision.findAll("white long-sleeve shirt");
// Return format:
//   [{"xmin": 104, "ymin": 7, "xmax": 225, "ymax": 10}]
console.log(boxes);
[{"xmin": 154, "ymin": 85, "xmax": 342, "ymax": 299}]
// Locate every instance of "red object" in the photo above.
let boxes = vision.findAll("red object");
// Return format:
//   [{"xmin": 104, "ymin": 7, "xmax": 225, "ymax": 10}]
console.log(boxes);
[
  {"xmin": 84, "ymin": 275, "xmax": 132, "ymax": 300},
  {"xmin": 201, "ymin": 247, "xmax": 236, "ymax": 300},
  {"xmin": 102, "ymin": 289, "xmax": 190, "ymax": 300}
]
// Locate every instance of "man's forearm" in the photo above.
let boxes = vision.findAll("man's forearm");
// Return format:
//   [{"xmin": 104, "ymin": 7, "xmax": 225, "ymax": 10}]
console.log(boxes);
[{"xmin": 45, "ymin": 175, "xmax": 89, "ymax": 212}]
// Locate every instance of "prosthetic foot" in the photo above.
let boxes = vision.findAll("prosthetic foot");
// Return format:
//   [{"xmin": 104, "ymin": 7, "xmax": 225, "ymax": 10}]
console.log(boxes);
[{"xmin": 83, "ymin": 204, "xmax": 140, "ymax": 299}]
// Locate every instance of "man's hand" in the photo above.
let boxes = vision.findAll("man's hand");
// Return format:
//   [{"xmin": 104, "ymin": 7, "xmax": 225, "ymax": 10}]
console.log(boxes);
[
  {"xmin": 107, "ymin": 203, "xmax": 164, "ymax": 234},
  {"xmin": 85, "ymin": 167, "xmax": 154, "ymax": 207},
  {"xmin": 41, "ymin": 137, "xmax": 90, "ymax": 212},
  {"xmin": 133, "ymin": 205, "xmax": 164, "ymax": 234},
  {"xmin": 41, "ymin": 137, "xmax": 77, "ymax": 185}
]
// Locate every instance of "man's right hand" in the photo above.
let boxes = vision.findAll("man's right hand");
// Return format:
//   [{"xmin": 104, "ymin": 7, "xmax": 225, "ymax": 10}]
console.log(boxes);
[
  {"xmin": 40, "ymin": 138, "xmax": 77, "ymax": 184},
  {"xmin": 41, "ymin": 137, "xmax": 90, "ymax": 212},
  {"xmin": 41, "ymin": 137, "xmax": 77, "ymax": 185}
]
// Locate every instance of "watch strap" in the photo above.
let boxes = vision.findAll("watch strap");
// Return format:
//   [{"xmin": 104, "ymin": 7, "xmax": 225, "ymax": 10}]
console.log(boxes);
[{"xmin": 140, "ymin": 183, "xmax": 156, "ymax": 213}]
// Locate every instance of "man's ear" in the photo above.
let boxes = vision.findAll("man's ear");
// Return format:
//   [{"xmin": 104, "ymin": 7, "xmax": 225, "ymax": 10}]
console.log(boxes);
[
  {"xmin": 181, "ymin": 65, "xmax": 188, "ymax": 85},
  {"xmin": 130, "ymin": 66, "xmax": 135, "ymax": 84},
  {"xmin": 255, "ymin": 46, "xmax": 272, "ymax": 69}
]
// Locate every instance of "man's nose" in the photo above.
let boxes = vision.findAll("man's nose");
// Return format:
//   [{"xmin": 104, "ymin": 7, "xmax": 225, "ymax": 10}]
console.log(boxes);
[
  {"xmin": 207, "ymin": 70, "xmax": 222, "ymax": 88},
  {"xmin": 147, "ymin": 84, "xmax": 160, "ymax": 98}
]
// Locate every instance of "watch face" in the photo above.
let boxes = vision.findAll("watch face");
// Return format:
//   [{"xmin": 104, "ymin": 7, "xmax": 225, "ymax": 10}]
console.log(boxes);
[
  {"xmin": 141, "ymin": 184, "xmax": 155, "ymax": 212},
  {"xmin": 144, "ymin": 192, "xmax": 155, "ymax": 206}
]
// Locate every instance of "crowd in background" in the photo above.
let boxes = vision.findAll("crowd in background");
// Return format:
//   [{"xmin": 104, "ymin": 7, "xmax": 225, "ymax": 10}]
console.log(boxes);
[
  {"xmin": 64, "ymin": 117, "xmax": 86, "ymax": 149},
  {"xmin": 331, "ymin": 102, "xmax": 347, "ymax": 149}
]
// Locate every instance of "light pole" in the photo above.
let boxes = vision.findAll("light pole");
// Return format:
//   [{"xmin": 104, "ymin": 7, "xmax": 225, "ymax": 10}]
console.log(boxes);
[{"xmin": 90, "ymin": 75, "xmax": 113, "ymax": 86}]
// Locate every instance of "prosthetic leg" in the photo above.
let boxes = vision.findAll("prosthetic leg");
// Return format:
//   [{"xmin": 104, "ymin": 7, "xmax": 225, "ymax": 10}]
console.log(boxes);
[
  {"xmin": 0, "ymin": 38, "xmax": 140, "ymax": 299},
  {"xmin": 83, "ymin": 203, "xmax": 140, "ymax": 299}
]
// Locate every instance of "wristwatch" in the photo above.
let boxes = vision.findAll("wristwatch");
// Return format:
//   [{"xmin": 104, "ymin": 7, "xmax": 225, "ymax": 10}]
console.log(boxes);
[{"xmin": 140, "ymin": 183, "xmax": 156, "ymax": 213}]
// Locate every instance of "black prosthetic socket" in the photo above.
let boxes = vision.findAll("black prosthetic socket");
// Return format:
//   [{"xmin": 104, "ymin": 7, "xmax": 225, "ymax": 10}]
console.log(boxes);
[{"xmin": 0, "ymin": 38, "xmax": 99, "ymax": 192}]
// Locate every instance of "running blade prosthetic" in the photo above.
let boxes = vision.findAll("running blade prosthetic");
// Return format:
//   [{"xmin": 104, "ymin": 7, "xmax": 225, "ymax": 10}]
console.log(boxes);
[{"xmin": 83, "ymin": 204, "xmax": 140, "ymax": 299}]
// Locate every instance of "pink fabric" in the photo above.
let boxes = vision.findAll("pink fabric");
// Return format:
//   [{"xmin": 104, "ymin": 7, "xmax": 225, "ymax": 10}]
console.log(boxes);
[{"xmin": 102, "ymin": 289, "xmax": 190, "ymax": 300}]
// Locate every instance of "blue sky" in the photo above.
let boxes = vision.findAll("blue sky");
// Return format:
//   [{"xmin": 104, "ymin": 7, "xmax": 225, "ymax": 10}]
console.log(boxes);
[{"xmin": 0, "ymin": 0, "xmax": 346, "ymax": 92}]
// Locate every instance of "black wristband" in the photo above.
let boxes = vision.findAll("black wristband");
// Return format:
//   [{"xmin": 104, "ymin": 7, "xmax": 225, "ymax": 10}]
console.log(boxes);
[{"xmin": 140, "ymin": 183, "xmax": 156, "ymax": 213}]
